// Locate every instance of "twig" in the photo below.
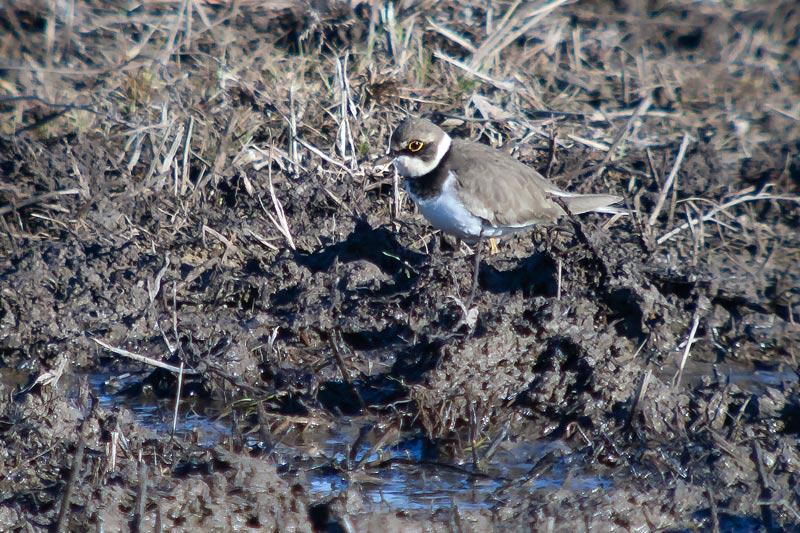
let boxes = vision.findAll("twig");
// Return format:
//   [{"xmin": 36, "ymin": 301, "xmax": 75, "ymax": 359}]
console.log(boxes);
[
  {"xmin": 265, "ymin": 144, "xmax": 296, "ymax": 250},
  {"xmin": 572, "ymin": 26, "xmax": 582, "ymax": 72},
  {"xmin": 707, "ymin": 484, "xmax": 721, "ymax": 533},
  {"xmin": 673, "ymin": 315, "xmax": 700, "ymax": 388},
  {"xmin": 288, "ymin": 84, "xmax": 299, "ymax": 174},
  {"xmin": 382, "ymin": 3, "xmax": 401, "ymax": 67},
  {"xmin": 201, "ymin": 225, "xmax": 241, "ymax": 261},
  {"xmin": 179, "ymin": 115, "xmax": 194, "ymax": 195},
  {"xmin": 171, "ymin": 361, "xmax": 184, "ymax": 435},
  {"xmin": 330, "ymin": 329, "xmax": 365, "ymax": 411},
  {"xmin": 366, "ymin": 1, "xmax": 380, "ymax": 60},
  {"xmin": 556, "ymin": 259, "xmax": 562, "ymax": 301},
  {"xmin": 294, "ymin": 137, "xmax": 354, "ymax": 176},
  {"xmin": 392, "ymin": 165, "xmax": 402, "ymax": 219},
  {"xmin": 752, "ymin": 441, "xmax": 777, "ymax": 533},
  {"xmin": 171, "ymin": 281, "xmax": 178, "ymax": 352},
  {"xmin": 159, "ymin": 0, "xmax": 186, "ymax": 65},
  {"xmin": 131, "ymin": 454, "xmax": 148, "ymax": 533},
  {"xmin": 759, "ymin": 499, "xmax": 800, "ymax": 522},
  {"xmin": 56, "ymin": 396, "xmax": 95, "ymax": 533},
  {"xmin": 108, "ymin": 429, "xmax": 120, "ymax": 473},
  {"xmin": 159, "ymin": 124, "xmax": 185, "ymax": 178},
  {"xmin": 92, "ymin": 338, "xmax": 198, "ymax": 374},
  {"xmin": 243, "ymin": 228, "xmax": 279, "ymax": 251},
  {"xmin": 657, "ymin": 186, "xmax": 800, "ymax": 244},
  {"xmin": 625, "ymin": 368, "xmax": 652, "ymax": 431},
  {"xmin": 592, "ymin": 93, "xmax": 653, "ymax": 181},
  {"xmin": 495, "ymin": 451, "xmax": 559, "ymax": 495},
  {"xmin": 55, "ymin": 430, "xmax": 86, "ymax": 533},
  {"xmin": 685, "ymin": 203, "xmax": 703, "ymax": 267},
  {"xmin": 481, "ymin": 420, "xmax": 510, "ymax": 464},
  {"xmin": 147, "ymin": 253, "xmax": 171, "ymax": 305},
  {"xmin": 354, "ymin": 423, "xmax": 400, "ymax": 469},
  {"xmin": 0, "ymin": 189, "xmax": 81, "ymax": 216},
  {"xmin": 433, "ymin": 50, "xmax": 516, "ymax": 92},
  {"xmin": 142, "ymin": 118, "xmax": 175, "ymax": 187},
  {"xmin": 470, "ymin": 0, "xmax": 571, "ymax": 72},
  {"xmin": 341, "ymin": 516, "xmax": 356, "ymax": 533},
  {"xmin": 765, "ymin": 104, "xmax": 800, "ymax": 121},
  {"xmin": 427, "ymin": 19, "xmax": 476, "ymax": 53},
  {"xmin": 335, "ymin": 56, "xmax": 358, "ymax": 168},
  {"xmin": 566, "ymin": 134, "xmax": 609, "ymax": 152},
  {"xmin": 33, "ymin": 354, "xmax": 68, "ymax": 389},
  {"xmin": 469, "ymin": 402, "xmax": 481, "ymax": 472},
  {"xmin": 649, "ymin": 132, "xmax": 691, "ymax": 227}
]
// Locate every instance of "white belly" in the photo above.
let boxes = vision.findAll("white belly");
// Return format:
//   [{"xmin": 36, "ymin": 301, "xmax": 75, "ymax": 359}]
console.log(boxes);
[{"xmin": 405, "ymin": 172, "xmax": 530, "ymax": 243}]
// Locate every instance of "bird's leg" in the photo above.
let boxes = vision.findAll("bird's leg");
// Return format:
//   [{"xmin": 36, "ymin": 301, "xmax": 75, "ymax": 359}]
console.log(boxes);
[
  {"xmin": 489, "ymin": 237, "xmax": 499, "ymax": 255},
  {"xmin": 466, "ymin": 240, "xmax": 483, "ymax": 307}
]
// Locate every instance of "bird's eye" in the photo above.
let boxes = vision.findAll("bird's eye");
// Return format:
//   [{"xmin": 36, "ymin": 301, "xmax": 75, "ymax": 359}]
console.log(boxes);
[{"xmin": 407, "ymin": 140, "xmax": 424, "ymax": 152}]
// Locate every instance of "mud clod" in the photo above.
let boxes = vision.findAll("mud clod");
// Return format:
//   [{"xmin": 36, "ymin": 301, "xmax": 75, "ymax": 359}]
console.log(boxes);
[{"xmin": 2, "ymin": 1, "xmax": 800, "ymax": 530}]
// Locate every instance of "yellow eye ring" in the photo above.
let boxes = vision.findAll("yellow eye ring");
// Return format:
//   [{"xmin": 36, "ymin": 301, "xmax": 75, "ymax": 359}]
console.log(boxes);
[{"xmin": 407, "ymin": 140, "xmax": 424, "ymax": 152}]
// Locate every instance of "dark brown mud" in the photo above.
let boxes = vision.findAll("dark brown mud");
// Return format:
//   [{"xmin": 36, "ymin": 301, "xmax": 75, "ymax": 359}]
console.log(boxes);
[{"xmin": 1, "ymin": 1, "xmax": 800, "ymax": 531}]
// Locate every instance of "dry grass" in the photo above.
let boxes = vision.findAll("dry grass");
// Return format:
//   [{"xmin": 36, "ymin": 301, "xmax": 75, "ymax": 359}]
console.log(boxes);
[
  {"xmin": 2, "ymin": 1, "xmax": 797, "ymax": 258},
  {"xmin": 2, "ymin": 1, "xmax": 800, "ymax": 530},
  {"xmin": 2, "ymin": 4, "xmax": 799, "ymax": 388}
]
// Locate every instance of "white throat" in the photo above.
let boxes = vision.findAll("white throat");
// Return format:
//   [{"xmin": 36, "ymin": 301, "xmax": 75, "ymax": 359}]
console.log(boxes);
[{"xmin": 393, "ymin": 134, "xmax": 451, "ymax": 177}]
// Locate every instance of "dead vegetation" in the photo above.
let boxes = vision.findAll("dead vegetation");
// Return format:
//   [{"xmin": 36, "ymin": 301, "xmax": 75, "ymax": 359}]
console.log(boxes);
[{"xmin": 1, "ymin": 0, "xmax": 800, "ymax": 531}]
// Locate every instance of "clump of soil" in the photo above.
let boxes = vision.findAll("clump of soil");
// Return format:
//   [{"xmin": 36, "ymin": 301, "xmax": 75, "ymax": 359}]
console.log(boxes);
[
  {"xmin": 2, "ymin": 0, "xmax": 800, "ymax": 530},
  {"xmin": 0, "ymin": 383, "xmax": 312, "ymax": 531}
]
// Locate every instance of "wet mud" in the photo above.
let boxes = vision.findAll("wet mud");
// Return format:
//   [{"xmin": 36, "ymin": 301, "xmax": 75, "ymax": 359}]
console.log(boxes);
[{"xmin": 1, "ymin": 1, "xmax": 800, "ymax": 531}]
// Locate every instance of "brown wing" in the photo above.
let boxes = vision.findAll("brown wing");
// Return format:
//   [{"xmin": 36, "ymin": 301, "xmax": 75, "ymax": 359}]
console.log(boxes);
[
  {"xmin": 446, "ymin": 139, "xmax": 624, "ymax": 226},
  {"xmin": 445, "ymin": 139, "xmax": 565, "ymax": 227}
]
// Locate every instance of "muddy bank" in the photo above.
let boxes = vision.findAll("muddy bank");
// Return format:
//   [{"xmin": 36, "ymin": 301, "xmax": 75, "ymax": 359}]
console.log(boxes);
[{"xmin": 2, "ymin": 0, "xmax": 800, "ymax": 531}]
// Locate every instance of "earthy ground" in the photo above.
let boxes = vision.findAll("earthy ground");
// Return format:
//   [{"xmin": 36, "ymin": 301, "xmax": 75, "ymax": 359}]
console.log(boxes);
[{"xmin": 1, "ymin": 0, "xmax": 800, "ymax": 531}]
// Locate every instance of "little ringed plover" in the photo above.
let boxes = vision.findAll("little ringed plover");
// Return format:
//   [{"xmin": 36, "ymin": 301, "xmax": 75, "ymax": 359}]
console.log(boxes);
[{"xmin": 387, "ymin": 117, "xmax": 626, "ymax": 301}]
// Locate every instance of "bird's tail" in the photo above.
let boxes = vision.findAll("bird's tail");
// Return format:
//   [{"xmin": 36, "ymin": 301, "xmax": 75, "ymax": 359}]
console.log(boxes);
[{"xmin": 550, "ymin": 191, "xmax": 628, "ymax": 216}]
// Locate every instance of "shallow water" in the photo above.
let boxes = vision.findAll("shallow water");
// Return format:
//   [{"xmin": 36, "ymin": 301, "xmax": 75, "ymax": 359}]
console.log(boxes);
[
  {"xmin": 85, "ymin": 361, "xmax": 797, "ymax": 515},
  {"xmin": 87, "ymin": 370, "xmax": 612, "ymax": 512}
]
